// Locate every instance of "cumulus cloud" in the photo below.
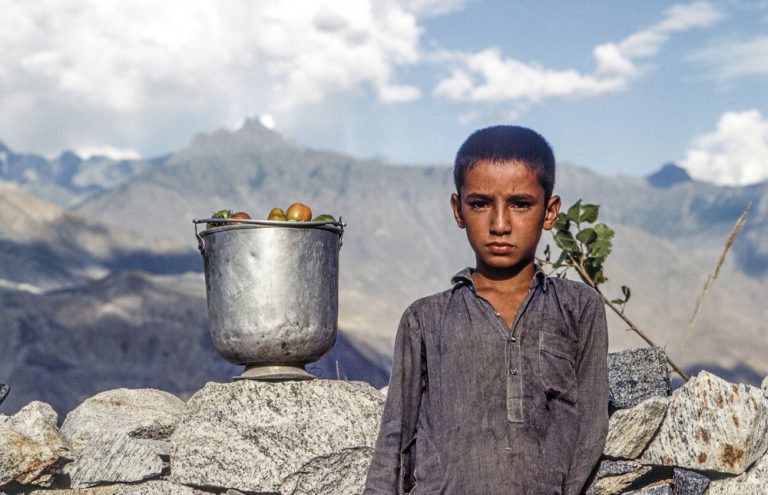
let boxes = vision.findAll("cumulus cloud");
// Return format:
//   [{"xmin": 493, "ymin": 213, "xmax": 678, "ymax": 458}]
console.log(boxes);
[
  {"xmin": 433, "ymin": 1, "xmax": 723, "ymax": 104},
  {"xmin": 434, "ymin": 48, "xmax": 628, "ymax": 102},
  {"xmin": 690, "ymin": 35, "xmax": 768, "ymax": 79},
  {"xmin": 680, "ymin": 110, "xmax": 768, "ymax": 186},
  {"xmin": 0, "ymin": 0, "xmax": 425, "ymax": 155}
]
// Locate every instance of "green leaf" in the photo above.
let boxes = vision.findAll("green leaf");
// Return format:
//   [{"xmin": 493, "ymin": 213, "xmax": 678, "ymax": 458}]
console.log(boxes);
[
  {"xmin": 554, "ymin": 212, "xmax": 569, "ymax": 231},
  {"xmin": 622, "ymin": 285, "xmax": 631, "ymax": 303},
  {"xmin": 555, "ymin": 230, "xmax": 576, "ymax": 251},
  {"xmin": 575, "ymin": 228, "xmax": 597, "ymax": 245},
  {"xmin": 552, "ymin": 250, "xmax": 568, "ymax": 269},
  {"xmin": 611, "ymin": 298, "xmax": 625, "ymax": 305},
  {"xmin": 594, "ymin": 223, "xmax": 614, "ymax": 239},
  {"xmin": 567, "ymin": 200, "xmax": 582, "ymax": 223},
  {"xmin": 580, "ymin": 204, "xmax": 599, "ymax": 223}
]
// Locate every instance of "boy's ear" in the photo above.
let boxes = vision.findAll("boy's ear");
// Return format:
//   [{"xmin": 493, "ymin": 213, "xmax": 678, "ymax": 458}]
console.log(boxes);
[
  {"xmin": 543, "ymin": 195, "xmax": 561, "ymax": 231},
  {"xmin": 450, "ymin": 193, "xmax": 465, "ymax": 229}
]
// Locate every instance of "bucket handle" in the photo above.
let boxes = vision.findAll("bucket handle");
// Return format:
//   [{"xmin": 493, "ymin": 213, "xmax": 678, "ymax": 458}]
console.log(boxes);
[{"xmin": 192, "ymin": 217, "xmax": 346, "ymax": 256}]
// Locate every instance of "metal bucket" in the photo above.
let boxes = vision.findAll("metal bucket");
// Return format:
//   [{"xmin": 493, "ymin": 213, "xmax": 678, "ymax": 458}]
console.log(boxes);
[{"xmin": 193, "ymin": 218, "xmax": 344, "ymax": 380}]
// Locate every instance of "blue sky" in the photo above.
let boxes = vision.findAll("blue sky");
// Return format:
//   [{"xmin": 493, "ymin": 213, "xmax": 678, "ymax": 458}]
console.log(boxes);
[{"xmin": 1, "ymin": 1, "xmax": 767, "ymax": 185}]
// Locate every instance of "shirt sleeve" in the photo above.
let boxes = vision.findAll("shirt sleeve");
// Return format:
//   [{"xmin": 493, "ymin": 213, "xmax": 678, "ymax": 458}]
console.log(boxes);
[
  {"xmin": 363, "ymin": 306, "xmax": 425, "ymax": 495},
  {"xmin": 563, "ymin": 291, "xmax": 609, "ymax": 495}
]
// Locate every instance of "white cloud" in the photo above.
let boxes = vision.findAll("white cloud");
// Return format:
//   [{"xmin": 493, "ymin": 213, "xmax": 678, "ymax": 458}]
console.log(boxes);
[
  {"xmin": 0, "ymin": 0, "xmax": 425, "ymax": 155},
  {"xmin": 433, "ymin": 48, "xmax": 627, "ymax": 102},
  {"xmin": 680, "ymin": 110, "xmax": 768, "ymax": 186},
  {"xmin": 618, "ymin": 1, "xmax": 723, "ymax": 57},
  {"xmin": 691, "ymin": 35, "xmax": 768, "ymax": 79},
  {"xmin": 433, "ymin": 1, "xmax": 723, "ymax": 104}
]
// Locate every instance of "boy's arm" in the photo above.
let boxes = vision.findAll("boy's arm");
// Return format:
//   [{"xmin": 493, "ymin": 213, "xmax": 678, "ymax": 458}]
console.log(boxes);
[
  {"xmin": 363, "ymin": 307, "xmax": 424, "ymax": 495},
  {"xmin": 564, "ymin": 291, "xmax": 609, "ymax": 495}
]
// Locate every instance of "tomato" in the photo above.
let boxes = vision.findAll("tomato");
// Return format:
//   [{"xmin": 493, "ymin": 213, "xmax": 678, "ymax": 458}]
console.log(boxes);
[
  {"xmin": 312, "ymin": 214, "xmax": 336, "ymax": 222},
  {"xmin": 230, "ymin": 211, "xmax": 251, "ymax": 225},
  {"xmin": 286, "ymin": 203, "xmax": 312, "ymax": 222},
  {"xmin": 267, "ymin": 208, "xmax": 288, "ymax": 221}
]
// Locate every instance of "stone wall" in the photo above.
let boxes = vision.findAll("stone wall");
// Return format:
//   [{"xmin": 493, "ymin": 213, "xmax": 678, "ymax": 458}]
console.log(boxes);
[{"xmin": 1, "ymin": 348, "xmax": 767, "ymax": 495}]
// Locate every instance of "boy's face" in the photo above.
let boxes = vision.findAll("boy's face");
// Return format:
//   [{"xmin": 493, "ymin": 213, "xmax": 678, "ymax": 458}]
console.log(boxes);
[{"xmin": 450, "ymin": 160, "xmax": 560, "ymax": 273}]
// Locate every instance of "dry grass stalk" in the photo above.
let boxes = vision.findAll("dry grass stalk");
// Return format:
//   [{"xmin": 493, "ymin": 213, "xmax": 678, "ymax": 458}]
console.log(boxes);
[{"xmin": 677, "ymin": 202, "xmax": 751, "ymax": 362}]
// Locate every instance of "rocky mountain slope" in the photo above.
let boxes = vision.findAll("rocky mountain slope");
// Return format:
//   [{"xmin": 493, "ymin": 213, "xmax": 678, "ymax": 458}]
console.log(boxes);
[
  {"xmin": 0, "ymin": 187, "xmax": 388, "ymax": 415},
  {"xmin": 0, "ymin": 184, "xmax": 198, "ymax": 292}
]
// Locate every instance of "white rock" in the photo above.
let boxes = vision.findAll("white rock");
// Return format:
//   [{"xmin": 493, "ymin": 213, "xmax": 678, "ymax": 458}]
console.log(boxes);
[
  {"xmin": 762, "ymin": 375, "xmax": 767, "ymax": 399},
  {"xmin": 0, "ymin": 401, "xmax": 69, "ymax": 487},
  {"xmin": 624, "ymin": 480, "xmax": 672, "ymax": 494},
  {"xmin": 585, "ymin": 460, "xmax": 651, "ymax": 495},
  {"xmin": 28, "ymin": 480, "xmax": 209, "ymax": 494},
  {"xmin": 67, "ymin": 433, "xmax": 165, "ymax": 488},
  {"xmin": 604, "ymin": 396, "xmax": 668, "ymax": 459},
  {"xmin": 640, "ymin": 371, "xmax": 768, "ymax": 474},
  {"xmin": 8, "ymin": 401, "xmax": 64, "ymax": 447},
  {"xmin": 707, "ymin": 451, "xmax": 768, "ymax": 494},
  {"xmin": 170, "ymin": 379, "xmax": 384, "ymax": 493},
  {"xmin": 61, "ymin": 388, "xmax": 184, "ymax": 450}
]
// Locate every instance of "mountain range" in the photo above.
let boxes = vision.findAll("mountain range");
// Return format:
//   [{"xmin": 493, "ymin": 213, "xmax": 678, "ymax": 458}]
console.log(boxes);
[{"xmin": 1, "ymin": 120, "xmax": 765, "ymax": 414}]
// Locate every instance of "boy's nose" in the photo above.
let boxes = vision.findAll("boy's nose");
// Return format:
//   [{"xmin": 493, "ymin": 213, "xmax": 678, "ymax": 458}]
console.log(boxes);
[{"xmin": 490, "ymin": 207, "xmax": 512, "ymax": 235}]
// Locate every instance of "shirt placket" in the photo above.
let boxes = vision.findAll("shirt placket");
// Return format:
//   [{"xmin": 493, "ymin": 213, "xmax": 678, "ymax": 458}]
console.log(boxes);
[{"xmin": 485, "ymin": 288, "xmax": 537, "ymax": 423}]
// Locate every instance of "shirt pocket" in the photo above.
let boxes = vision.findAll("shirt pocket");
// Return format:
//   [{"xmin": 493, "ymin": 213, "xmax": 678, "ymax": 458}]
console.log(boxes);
[
  {"xmin": 410, "ymin": 433, "xmax": 442, "ymax": 494},
  {"xmin": 538, "ymin": 331, "xmax": 578, "ymax": 405}
]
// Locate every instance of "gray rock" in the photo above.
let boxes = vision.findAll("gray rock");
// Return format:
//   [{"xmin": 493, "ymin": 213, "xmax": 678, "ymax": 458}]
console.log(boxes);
[
  {"xmin": 585, "ymin": 460, "xmax": 651, "ymax": 495},
  {"xmin": 672, "ymin": 468, "xmax": 709, "ymax": 495},
  {"xmin": 67, "ymin": 433, "xmax": 165, "ymax": 488},
  {"xmin": 762, "ymin": 375, "xmax": 767, "ymax": 399},
  {"xmin": 170, "ymin": 379, "xmax": 384, "ymax": 493},
  {"xmin": 7, "ymin": 401, "xmax": 64, "ymax": 447},
  {"xmin": 279, "ymin": 447, "xmax": 374, "ymax": 494},
  {"xmin": 608, "ymin": 347, "xmax": 670, "ymax": 410},
  {"xmin": 640, "ymin": 371, "xmax": 768, "ymax": 475},
  {"xmin": 0, "ymin": 401, "xmax": 70, "ymax": 487},
  {"xmin": 28, "ymin": 481, "xmax": 209, "ymax": 494},
  {"xmin": 604, "ymin": 396, "xmax": 668, "ymax": 459},
  {"xmin": 61, "ymin": 388, "xmax": 185, "ymax": 450},
  {"xmin": 707, "ymin": 451, "xmax": 768, "ymax": 494},
  {"xmin": 625, "ymin": 481, "xmax": 673, "ymax": 494},
  {"xmin": 28, "ymin": 487, "xmax": 121, "ymax": 495}
]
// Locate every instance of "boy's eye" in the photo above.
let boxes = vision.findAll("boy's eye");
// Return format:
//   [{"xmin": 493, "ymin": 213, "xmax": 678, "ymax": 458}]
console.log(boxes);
[
  {"xmin": 468, "ymin": 201, "xmax": 490, "ymax": 210},
  {"xmin": 510, "ymin": 201, "xmax": 531, "ymax": 209}
]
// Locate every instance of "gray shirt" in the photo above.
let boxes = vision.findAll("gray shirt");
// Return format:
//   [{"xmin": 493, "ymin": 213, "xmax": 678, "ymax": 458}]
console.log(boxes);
[{"xmin": 363, "ymin": 268, "xmax": 609, "ymax": 495}]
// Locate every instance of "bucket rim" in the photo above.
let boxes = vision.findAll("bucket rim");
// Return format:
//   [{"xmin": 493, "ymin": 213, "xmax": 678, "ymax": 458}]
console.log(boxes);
[
  {"xmin": 193, "ymin": 217, "xmax": 345, "ymax": 254},
  {"xmin": 193, "ymin": 217, "xmax": 344, "ymax": 234}
]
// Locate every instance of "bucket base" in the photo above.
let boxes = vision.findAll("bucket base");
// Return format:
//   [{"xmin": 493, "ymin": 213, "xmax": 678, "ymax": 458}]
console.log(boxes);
[{"xmin": 233, "ymin": 364, "xmax": 315, "ymax": 381}]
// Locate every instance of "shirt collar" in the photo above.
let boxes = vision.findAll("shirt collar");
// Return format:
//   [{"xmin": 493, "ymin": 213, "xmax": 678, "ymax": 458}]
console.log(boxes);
[{"xmin": 451, "ymin": 265, "xmax": 547, "ymax": 292}]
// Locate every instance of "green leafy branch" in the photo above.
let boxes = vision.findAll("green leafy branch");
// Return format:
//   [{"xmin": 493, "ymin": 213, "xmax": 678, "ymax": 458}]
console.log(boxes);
[{"xmin": 540, "ymin": 200, "xmax": 690, "ymax": 381}]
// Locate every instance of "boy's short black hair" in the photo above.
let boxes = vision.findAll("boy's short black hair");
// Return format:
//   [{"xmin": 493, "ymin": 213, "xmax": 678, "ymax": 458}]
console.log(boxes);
[{"xmin": 454, "ymin": 125, "xmax": 556, "ymax": 200}]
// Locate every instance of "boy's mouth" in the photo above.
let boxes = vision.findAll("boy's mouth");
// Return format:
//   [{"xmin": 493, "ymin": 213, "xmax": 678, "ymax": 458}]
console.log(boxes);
[{"xmin": 486, "ymin": 242, "xmax": 514, "ymax": 254}]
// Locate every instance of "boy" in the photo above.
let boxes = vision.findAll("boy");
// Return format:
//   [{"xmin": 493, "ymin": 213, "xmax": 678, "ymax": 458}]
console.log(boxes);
[{"xmin": 363, "ymin": 126, "xmax": 608, "ymax": 495}]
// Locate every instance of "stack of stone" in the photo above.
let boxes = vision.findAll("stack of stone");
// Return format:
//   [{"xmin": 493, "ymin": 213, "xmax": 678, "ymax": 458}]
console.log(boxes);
[
  {"xmin": 0, "ymin": 349, "xmax": 766, "ymax": 494},
  {"xmin": 0, "ymin": 381, "xmax": 385, "ymax": 494},
  {"xmin": 588, "ymin": 347, "xmax": 768, "ymax": 495}
]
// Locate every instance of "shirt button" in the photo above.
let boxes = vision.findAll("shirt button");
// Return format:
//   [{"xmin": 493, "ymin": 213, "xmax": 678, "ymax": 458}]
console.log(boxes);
[
  {"xmin": 494, "ymin": 311, "xmax": 501, "ymax": 317},
  {"xmin": 510, "ymin": 336, "xmax": 517, "ymax": 342},
  {"xmin": 508, "ymin": 367, "xmax": 518, "ymax": 375}
]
